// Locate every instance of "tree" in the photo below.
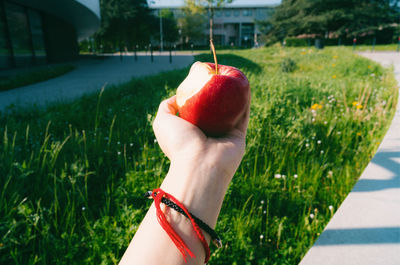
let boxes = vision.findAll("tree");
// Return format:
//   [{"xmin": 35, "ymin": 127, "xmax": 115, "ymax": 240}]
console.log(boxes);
[
  {"xmin": 183, "ymin": 0, "xmax": 233, "ymax": 43},
  {"xmin": 177, "ymin": 1, "xmax": 207, "ymax": 45},
  {"xmin": 159, "ymin": 9, "xmax": 179, "ymax": 44},
  {"xmin": 265, "ymin": 0, "xmax": 400, "ymax": 43},
  {"xmin": 94, "ymin": 0, "xmax": 156, "ymax": 51}
]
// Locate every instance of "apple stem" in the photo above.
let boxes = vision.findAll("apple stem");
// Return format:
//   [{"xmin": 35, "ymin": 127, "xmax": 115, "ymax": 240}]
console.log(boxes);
[{"xmin": 210, "ymin": 39, "xmax": 219, "ymax": 75}]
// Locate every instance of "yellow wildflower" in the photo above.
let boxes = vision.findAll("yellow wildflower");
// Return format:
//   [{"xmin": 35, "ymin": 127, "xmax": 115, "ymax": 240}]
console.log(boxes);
[
  {"xmin": 311, "ymin": 103, "xmax": 323, "ymax": 110},
  {"xmin": 357, "ymin": 132, "xmax": 362, "ymax": 136},
  {"xmin": 332, "ymin": 63, "xmax": 336, "ymax": 67},
  {"xmin": 352, "ymin": 101, "xmax": 363, "ymax": 109},
  {"xmin": 368, "ymin": 65, "xmax": 372, "ymax": 69},
  {"xmin": 333, "ymin": 55, "xmax": 338, "ymax": 59},
  {"xmin": 301, "ymin": 51, "xmax": 307, "ymax": 55},
  {"xmin": 332, "ymin": 75, "xmax": 337, "ymax": 79}
]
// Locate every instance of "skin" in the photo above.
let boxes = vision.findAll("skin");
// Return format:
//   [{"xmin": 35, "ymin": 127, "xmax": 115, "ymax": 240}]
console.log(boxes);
[{"xmin": 119, "ymin": 95, "xmax": 250, "ymax": 265}]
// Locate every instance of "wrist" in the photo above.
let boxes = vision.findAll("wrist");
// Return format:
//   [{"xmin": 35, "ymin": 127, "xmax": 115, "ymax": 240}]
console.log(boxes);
[{"xmin": 159, "ymin": 160, "xmax": 231, "ymax": 228}]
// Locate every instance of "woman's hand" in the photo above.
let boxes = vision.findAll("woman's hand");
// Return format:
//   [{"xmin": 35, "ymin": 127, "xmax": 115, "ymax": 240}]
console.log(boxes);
[
  {"xmin": 153, "ymin": 95, "xmax": 250, "ymax": 189},
  {"xmin": 120, "ymin": 94, "xmax": 250, "ymax": 265}
]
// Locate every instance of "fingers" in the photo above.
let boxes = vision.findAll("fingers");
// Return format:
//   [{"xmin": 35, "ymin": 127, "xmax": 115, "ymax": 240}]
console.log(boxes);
[
  {"xmin": 153, "ymin": 95, "xmax": 178, "ymax": 138},
  {"xmin": 158, "ymin": 95, "xmax": 178, "ymax": 116}
]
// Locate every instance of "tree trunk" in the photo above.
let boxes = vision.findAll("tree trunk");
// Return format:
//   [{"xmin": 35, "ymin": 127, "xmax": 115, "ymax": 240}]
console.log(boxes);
[{"xmin": 209, "ymin": 3, "xmax": 214, "ymax": 42}]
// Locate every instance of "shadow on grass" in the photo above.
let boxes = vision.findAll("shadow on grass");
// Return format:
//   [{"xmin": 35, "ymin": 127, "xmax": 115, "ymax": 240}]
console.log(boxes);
[
  {"xmin": 0, "ymin": 64, "xmax": 75, "ymax": 92},
  {"xmin": 195, "ymin": 53, "xmax": 263, "ymax": 75},
  {"xmin": 0, "ymin": 52, "xmax": 264, "ymax": 264}
]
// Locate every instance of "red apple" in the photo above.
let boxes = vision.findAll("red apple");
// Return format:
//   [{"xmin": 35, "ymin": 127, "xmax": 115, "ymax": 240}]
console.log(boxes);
[{"xmin": 176, "ymin": 61, "xmax": 250, "ymax": 136}]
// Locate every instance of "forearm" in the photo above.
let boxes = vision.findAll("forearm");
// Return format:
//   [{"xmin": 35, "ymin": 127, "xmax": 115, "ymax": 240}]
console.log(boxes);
[{"xmin": 119, "ymin": 161, "xmax": 231, "ymax": 265}]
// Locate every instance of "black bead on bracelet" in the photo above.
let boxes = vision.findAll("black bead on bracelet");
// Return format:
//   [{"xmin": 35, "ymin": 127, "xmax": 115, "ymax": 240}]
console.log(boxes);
[{"xmin": 144, "ymin": 191, "xmax": 222, "ymax": 248}]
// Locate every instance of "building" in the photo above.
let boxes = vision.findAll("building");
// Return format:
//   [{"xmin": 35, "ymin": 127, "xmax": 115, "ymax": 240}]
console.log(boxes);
[
  {"xmin": 0, "ymin": 0, "xmax": 100, "ymax": 69},
  {"xmin": 148, "ymin": 0, "xmax": 280, "ymax": 47}
]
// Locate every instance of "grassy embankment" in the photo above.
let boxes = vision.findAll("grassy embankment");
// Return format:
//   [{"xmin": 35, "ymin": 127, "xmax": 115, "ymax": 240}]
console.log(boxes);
[
  {"xmin": 354, "ymin": 43, "xmax": 400, "ymax": 51},
  {"xmin": 0, "ymin": 64, "xmax": 74, "ymax": 92},
  {"xmin": 0, "ymin": 47, "xmax": 398, "ymax": 264}
]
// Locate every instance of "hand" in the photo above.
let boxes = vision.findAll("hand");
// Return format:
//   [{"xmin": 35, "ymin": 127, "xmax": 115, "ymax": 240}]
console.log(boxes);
[
  {"xmin": 152, "ymin": 95, "xmax": 250, "ymax": 188},
  {"xmin": 120, "ymin": 95, "xmax": 250, "ymax": 265}
]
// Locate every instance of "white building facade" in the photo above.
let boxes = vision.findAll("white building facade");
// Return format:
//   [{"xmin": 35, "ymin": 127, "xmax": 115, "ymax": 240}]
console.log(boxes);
[
  {"xmin": 148, "ymin": 0, "xmax": 279, "ymax": 47},
  {"xmin": 212, "ymin": 6, "xmax": 273, "ymax": 47}
]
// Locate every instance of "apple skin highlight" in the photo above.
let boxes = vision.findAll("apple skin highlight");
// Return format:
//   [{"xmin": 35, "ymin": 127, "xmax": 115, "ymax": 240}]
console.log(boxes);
[{"xmin": 177, "ymin": 62, "xmax": 250, "ymax": 136}]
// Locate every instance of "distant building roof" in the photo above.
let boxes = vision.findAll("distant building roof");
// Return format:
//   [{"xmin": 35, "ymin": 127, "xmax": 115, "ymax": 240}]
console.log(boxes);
[{"xmin": 147, "ymin": 0, "xmax": 281, "ymax": 9}]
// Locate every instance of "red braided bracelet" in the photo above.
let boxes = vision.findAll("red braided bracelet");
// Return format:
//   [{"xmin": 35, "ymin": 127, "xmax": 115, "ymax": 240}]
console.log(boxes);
[{"xmin": 150, "ymin": 188, "xmax": 211, "ymax": 263}]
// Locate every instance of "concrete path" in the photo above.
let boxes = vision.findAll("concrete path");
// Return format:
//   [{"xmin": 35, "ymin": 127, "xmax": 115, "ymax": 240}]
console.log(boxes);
[
  {"xmin": 0, "ymin": 54, "xmax": 194, "ymax": 111},
  {"xmin": 299, "ymin": 52, "xmax": 400, "ymax": 264}
]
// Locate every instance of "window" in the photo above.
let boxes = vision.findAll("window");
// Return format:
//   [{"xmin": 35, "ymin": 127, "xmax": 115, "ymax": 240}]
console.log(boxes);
[
  {"xmin": 0, "ymin": 2, "xmax": 12, "ymax": 68},
  {"xmin": 5, "ymin": 2, "xmax": 33, "ymax": 66},
  {"xmin": 28, "ymin": 9, "xmax": 46, "ymax": 64},
  {"xmin": 256, "ymin": 8, "xmax": 269, "ymax": 20},
  {"xmin": 243, "ymin": 9, "xmax": 253, "ymax": 17},
  {"xmin": 241, "ymin": 23, "xmax": 254, "ymax": 47},
  {"xmin": 216, "ymin": 10, "xmax": 222, "ymax": 17},
  {"xmin": 233, "ymin": 10, "xmax": 240, "ymax": 17},
  {"xmin": 224, "ymin": 10, "xmax": 231, "ymax": 17}
]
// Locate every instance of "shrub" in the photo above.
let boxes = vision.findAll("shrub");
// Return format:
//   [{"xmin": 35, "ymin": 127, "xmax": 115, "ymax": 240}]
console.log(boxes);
[
  {"xmin": 281, "ymin": 58, "xmax": 298, "ymax": 73},
  {"xmin": 284, "ymin": 37, "xmax": 309, "ymax": 47}
]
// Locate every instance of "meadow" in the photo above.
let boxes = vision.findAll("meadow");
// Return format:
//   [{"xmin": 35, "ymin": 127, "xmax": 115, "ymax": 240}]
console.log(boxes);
[
  {"xmin": 0, "ymin": 46, "xmax": 398, "ymax": 264},
  {"xmin": 0, "ymin": 64, "xmax": 75, "ymax": 92}
]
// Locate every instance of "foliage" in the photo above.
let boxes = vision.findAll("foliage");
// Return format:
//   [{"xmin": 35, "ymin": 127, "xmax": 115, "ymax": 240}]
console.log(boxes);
[
  {"xmin": 159, "ymin": 9, "xmax": 179, "ymax": 44},
  {"xmin": 182, "ymin": 0, "xmax": 233, "ymax": 42},
  {"xmin": 285, "ymin": 37, "xmax": 309, "ymax": 47},
  {"xmin": 280, "ymin": 57, "xmax": 298, "ymax": 72},
  {"xmin": 0, "ymin": 47, "xmax": 398, "ymax": 264},
  {"xmin": 93, "ymin": 0, "xmax": 155, "ymax": 50},
  {"xmin": 0, "ymin": 65, "xmax": 75, "ymax": 92},
  {"xmin": 266, "ymin": 0, "xmax": 400, "ymax": 42},
  {"xmin": 177, "ymin": 1, "xmax": 208, "ymax": 44}
]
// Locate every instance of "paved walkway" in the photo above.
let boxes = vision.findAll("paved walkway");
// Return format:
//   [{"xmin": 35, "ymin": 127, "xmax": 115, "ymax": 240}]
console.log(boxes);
[
  {"xmin": 0, "ymin": 54, "xmax": 194, "ymax": 111},
  {"xmin": 299, "ymin": 52, "xmax": 400, "ymax": 264}
]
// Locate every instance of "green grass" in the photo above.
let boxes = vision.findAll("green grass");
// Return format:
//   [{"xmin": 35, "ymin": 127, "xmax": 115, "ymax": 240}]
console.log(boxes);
[
  {"xmin": 0, "ymin": 64, "xmax": 75, "ymax": 92},
  {"xmin": 0, "ymin": 47, "xmax": 398, "ymax": 265},
  {"xmin": 353, "ymin": 43, "xmax": 400, "ymax": 52}
]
